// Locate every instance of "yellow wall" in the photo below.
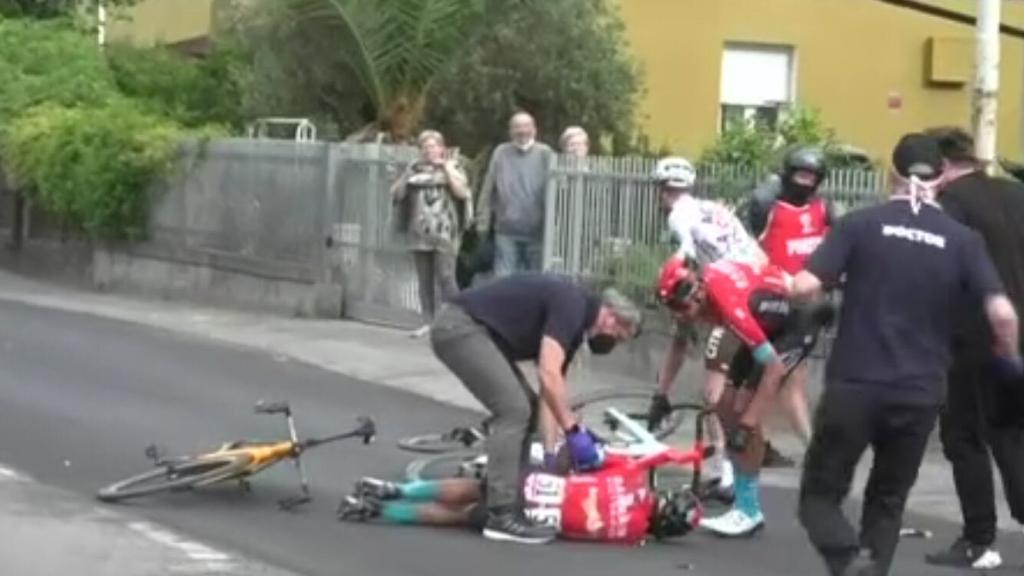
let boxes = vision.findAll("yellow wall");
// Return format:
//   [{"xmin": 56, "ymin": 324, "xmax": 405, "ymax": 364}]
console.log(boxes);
[
  {"xmin": 618, "ymin": 0, "xmax": 1024, "ymax": 162},
  {"xmin": 108, "ymin": 0, "xmax": 214, "ymax": 45}
]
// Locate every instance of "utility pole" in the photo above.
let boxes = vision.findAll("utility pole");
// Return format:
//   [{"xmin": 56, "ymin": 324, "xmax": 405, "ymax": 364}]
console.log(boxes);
[{"xmin": 973, "ymin": 0, "xmax": 1001, "ymax": 172}]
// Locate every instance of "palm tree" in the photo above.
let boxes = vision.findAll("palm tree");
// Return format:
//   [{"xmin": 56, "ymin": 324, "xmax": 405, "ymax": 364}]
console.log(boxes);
[{"xmin": 285, "ymin": 0, "xmax": 484, "ymax": 142}]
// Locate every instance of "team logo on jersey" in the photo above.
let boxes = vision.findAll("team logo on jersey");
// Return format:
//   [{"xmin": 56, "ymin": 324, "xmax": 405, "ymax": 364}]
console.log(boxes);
[
  {"xmin": 799, "ymin": 212, "xmax": 815, "ymax": 234},
  {"xmin": 582, "ymin": 487, "xmax": 604, "ymax": 534},
  {"xmin": 786, "ymin": 236, "xmax": 823, "ymax": 256}
]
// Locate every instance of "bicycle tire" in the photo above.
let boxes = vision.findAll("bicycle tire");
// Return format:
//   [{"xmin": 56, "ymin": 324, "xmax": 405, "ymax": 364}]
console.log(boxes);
[
  {"xmin": 96, "ymin": 453, "xmax": 252, "ymax": 503},
  {"xmin": 569, "ymin": 387, "xmax": 689, "ymax": 442},
  {"xmin": 404, "ymin": 451, "xmax": 486, "ymax": 483},
  {"xmin": 396, "ymin": 427, "xmax": 485, "ymax": 454}
]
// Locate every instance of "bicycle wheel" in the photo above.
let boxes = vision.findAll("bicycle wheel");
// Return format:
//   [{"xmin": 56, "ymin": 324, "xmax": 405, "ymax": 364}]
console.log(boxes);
[
  {"xmin": 96, "ymin": 453, "xmax": 252, "ymax": 503},
  {"xmin": 569, "ymin": 387, "xmax": 689, "ymax": 443},
  {"xmin": 396, "ymin": 426, "xmax": 485, "ymax": 454},
  {"xmin": 405, "ymin": 451, "xmax": 487, "ymax": 482}
]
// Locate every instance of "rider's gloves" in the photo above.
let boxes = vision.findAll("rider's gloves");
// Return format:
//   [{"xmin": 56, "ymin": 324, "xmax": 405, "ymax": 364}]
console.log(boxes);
[
  {"xmin": 726, "ymin": 424, "xmax": 756, "ymax": 454},
  {"xmin": 647, "ymin": 393, "xmax": 672, "ymax": 432},
  {"xmin": 991, "ymin": 354, "xmax": 1024, "ymax": 382},
  {"xmin": 566, "ymin": 425, "xmax": 605, "ymax": 471}
]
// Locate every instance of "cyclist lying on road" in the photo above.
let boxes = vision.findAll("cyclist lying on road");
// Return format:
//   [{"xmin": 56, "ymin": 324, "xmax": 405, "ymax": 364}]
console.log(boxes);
[{"xmin": 338, "ymin": 452, "xmax": 701, "ymax": 545}]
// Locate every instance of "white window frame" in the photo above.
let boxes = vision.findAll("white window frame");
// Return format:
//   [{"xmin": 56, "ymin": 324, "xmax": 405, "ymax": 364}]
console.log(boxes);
[{"xmin": 719, "ymin": 42, "xmax": 797, "ymax": 132}]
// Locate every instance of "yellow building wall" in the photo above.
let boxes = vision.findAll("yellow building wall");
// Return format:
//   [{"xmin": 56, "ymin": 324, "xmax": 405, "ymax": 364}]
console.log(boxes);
[
  {"xmin": 107, "ymin": 0, "xmax": 214, "ymax": 45},
  {"xmin": 618, "ymin": 0, "xmax": 1024, "ymax": 162}
]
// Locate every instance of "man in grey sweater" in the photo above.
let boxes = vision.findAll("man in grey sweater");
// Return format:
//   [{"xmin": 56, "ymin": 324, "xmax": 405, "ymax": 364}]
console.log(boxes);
[{"xmin": 477, "ymin": 112, "xmax": 555, "ymax": 276}]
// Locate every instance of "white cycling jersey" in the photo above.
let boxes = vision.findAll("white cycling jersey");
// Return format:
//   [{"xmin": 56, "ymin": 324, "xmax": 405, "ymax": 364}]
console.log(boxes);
[{"xmin": 667, "ymin": 194, "xmax": 766, "ymax": 267}]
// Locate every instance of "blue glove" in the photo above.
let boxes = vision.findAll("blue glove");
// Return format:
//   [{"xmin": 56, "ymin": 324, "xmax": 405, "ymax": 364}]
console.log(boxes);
[
  {"xmin": 991, "ymin": 354, "xmax": 1024, "ymax": 382},
  {"xmin": 565, "ymin": 425, "xmax": 605, "ymax": 471}
]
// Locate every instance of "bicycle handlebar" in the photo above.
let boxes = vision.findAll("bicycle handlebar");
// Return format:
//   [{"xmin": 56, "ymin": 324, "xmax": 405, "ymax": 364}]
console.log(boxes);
[
  {"xmin": 255, "ymin": 400, "xmax": 291, "ymax": 416},
  {"xmin": 303, "ymin": 417, "xmax": 376, "ymax": 449}
]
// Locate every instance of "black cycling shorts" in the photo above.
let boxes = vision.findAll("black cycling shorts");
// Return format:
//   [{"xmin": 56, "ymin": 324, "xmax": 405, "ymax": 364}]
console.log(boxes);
[{"xmin": 728, "ymin": 305, "xmax": 821, "ymax": 391}]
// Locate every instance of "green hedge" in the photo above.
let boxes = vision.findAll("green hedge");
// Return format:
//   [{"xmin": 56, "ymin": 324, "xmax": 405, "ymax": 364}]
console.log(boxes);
[{"xmin": 5, "ymin": 102, "xmax": 195, "ymax": 240}]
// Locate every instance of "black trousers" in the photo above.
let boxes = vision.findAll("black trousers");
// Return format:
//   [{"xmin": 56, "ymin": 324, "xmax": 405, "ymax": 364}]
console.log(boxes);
[
  {"xmin": 940, "ymin": 360, "xmax": 1024, "ymax": 546},
  {"xmin": 798, "ymin": 385, "xmax": 939, "ymax": 576}
]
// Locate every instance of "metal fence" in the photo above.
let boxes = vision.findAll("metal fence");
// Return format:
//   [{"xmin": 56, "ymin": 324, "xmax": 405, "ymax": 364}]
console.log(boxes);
[{"xmin": 542, "ymin": 154, "xmax": 886, "ymax": 302}]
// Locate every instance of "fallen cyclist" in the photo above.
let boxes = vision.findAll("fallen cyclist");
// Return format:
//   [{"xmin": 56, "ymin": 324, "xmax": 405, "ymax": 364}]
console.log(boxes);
[{"xmin": 338, "ymin": 452, "xmax": 702, "ymax": 544}]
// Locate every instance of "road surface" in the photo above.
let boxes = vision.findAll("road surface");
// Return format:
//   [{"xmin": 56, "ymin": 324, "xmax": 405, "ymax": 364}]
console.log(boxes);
[{"xmin": 0, "ymin": 299, "xmax": 1015, "ymax": 575}]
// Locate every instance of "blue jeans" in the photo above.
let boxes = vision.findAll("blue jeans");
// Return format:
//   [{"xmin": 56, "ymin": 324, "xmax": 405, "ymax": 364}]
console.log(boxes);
[{"xmin": 494, "ymin": 234, "xmax": 543, "ymax": 276}]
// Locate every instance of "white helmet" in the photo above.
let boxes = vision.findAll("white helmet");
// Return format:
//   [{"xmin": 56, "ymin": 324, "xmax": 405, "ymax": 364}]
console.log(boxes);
[{"xmin": 654, "ymin": 157, "xmax": 696, "ymax": 190}]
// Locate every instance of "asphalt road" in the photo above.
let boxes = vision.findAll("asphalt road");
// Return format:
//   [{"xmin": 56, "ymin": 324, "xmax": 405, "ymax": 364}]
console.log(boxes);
[{"xmin": 0, "ymin": 299, "xmax": 1015, "ymax": 576}]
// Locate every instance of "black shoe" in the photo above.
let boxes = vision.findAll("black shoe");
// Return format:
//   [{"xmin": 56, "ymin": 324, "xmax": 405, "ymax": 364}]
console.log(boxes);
[
  {"xmin": 354, "ymin": 477, "xmax": 402, "ymax": 500},
  {"xmin": 337, "ymin": 494, "xmax": 382, "ymax": 522},
  {"xmin": 482, "ymin": 511, "xmax": 556, "ymax": 544},
  {"xmin": 842, "ymin": 552, "xmax": 879, "ymax": 576},
  {"xmin": 925, "ymin": 537, "xmax": 1003, "ymax": 570},
  {"xmin": 762, "ymin": 442, "xmax": 796, "ymax": 468},
  {"xmin": 696, "ymin": 477, "xmax": 735, "ymax": 505}
]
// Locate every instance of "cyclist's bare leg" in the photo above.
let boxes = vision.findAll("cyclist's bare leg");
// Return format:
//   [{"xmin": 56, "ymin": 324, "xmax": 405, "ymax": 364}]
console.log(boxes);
[
  {"xmin": 778, "ymin": 361, "xmax": 812, "ymax": 446},
  {"xmin": 414, "ymin": 503, "xmax": 477, "ymax": 525},
  {"xmin": 703, "ymin": 368, "xmax": 732, "ymax": 486}
]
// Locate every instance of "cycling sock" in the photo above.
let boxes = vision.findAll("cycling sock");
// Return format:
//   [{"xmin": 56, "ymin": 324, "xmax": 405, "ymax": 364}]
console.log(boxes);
[
  {"xmin": 733, "ymin": 472, "xmax": 762, "ymax": 517},
  {"xmin": 398, "ymin": 480, "xmax": 441, "ymax": 501},
  {"xmin": 380, "ymin": 502, "xmax": 421, "ymax": 524}
]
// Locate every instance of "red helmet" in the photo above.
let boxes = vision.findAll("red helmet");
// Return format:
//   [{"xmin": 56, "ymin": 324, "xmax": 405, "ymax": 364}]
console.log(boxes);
[{"xmin": 657, "ymin": 255, "xmax": 699, "ymax": 312}]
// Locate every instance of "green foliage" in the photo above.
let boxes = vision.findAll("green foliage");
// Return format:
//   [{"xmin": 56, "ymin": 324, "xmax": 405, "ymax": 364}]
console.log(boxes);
[
  {"xmin": 0, "ymin": 18, "xmax": 118, "ymax": 130},
  {"xmin": 106, "ymin": 43, "xmax": 244, "ymax": 129},
  {"xmin": 700, "ymin": 104, "xmax": 862, "ymax": 169},
  {"xmin": 593, "ymin": 242, "xmax": 671, "ymax": 304},
  {"xmin": 4, "ymin": 101, "xmax": 201, "ymax": 240},
  {"xmin": 426, "ymin": 0, "xmax": 643, "ymax": 155},
  {"xmin": 0, "ymin": 0, "xmax": 137, "ymax": 19}
]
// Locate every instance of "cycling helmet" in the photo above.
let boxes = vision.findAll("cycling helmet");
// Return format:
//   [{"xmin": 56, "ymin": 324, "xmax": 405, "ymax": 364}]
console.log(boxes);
[
  {"xmin": 654, "ymin": 157, "xmax": 697, "ymax": 190},
  {"xmin": 782, "ymin": 146, "xmax": 827, "ymax": 183},
  {"xmin": 657, "ymin": 255, "xmax": 699, "ymax": 313},
  {"xmin": 649, "ymin": 491, "xmax": 702, "ymax": 539}
]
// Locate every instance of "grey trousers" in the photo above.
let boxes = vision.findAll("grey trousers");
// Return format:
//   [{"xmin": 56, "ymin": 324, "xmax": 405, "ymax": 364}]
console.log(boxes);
[
  {"xmin": 412, "ymin": 250, "xmax": 458, "ymax": 321},
  {"xmin": 430, "ymin": 304, "xmax": 537, "ymax": 510}
]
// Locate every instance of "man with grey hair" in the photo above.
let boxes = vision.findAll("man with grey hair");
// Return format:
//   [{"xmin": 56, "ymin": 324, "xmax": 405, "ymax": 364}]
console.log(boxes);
[
  {"xmin": 476, "ymin": 111, "xmax": 555, "ymax": 276},
  {"xmin": 430, "ymin": 273, "xmax": 641, "ymax": 544}
]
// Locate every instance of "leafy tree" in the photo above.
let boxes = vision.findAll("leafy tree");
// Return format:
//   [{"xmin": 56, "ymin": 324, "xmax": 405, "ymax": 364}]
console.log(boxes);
[
  {"xmin": 425, "ymin": 0, "xmax": 643, "ymax": 156},
  {"xmin": 0, "ymin": 0, "xmax": 137, "ymax": 19},
  {"xmin": 106, "ymin": 43, "xmax": 245, "ymax": 129},
  {"xmin": 271, "ymin": 0, "xmax": 485, "ymax": 141}
]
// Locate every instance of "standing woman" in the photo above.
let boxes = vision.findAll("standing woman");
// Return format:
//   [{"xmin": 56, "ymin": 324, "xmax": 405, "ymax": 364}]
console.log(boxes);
[{"xmin": 392, "ymin": 130, "xmax": 472, "ymax": 338}]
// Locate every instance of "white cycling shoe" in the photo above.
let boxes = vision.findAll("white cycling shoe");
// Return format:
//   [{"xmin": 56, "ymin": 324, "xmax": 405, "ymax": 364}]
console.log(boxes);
[{"xmin": 699, "ymin": 508, "xmax": 765, "ymax": 538}]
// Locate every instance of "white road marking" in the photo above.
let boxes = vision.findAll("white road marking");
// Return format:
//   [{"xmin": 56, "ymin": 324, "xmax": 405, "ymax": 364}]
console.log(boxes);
[
  {"xmin": 0, "ymin": 465, "xmax": 25, "ymax": 481},
  {"xmin": 128, "ymin": 521, "xmax": 236, "ymax": 569}
]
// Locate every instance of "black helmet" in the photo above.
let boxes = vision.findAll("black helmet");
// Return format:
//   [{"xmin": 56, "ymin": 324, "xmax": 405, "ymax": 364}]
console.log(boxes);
[
  {"xmin": 649, "ymin": 491, "xmax": 702, "ymax": 539},
  {"xmin": 783, "ymin": 146, "xmax": 828, "ymax": 182},
  {"xmin": 780, "ymin": 146, "xmax": 828, "ymax": 204}
]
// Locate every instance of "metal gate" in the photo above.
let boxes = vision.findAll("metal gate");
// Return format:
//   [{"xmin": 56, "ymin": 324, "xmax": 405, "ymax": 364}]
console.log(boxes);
[{"xmin": 327, "ymin": 143, "xmax": 424, "ymax": 328}]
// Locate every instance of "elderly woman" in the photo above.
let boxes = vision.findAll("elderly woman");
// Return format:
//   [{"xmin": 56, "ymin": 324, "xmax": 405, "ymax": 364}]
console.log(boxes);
[
  {"xmin": 391, "ymin": 130, "xmax": 471, "ymax": 338},
  {"xmin": 559, "ymin": 126, "xmax": 590, "ymax": 158}
]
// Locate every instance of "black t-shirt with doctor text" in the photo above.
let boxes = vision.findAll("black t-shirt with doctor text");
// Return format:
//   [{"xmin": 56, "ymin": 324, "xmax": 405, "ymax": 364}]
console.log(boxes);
[{"xmin": 806, "ymin": 200, "xmax": 1003, "ymax": 404}]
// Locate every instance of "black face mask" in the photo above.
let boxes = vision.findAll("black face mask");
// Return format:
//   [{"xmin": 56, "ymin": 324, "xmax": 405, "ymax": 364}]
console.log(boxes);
[
  {"xmin": 781, "ymin": 180, "xmax": 817, "ymax": 206},
  {"xmin": 587, "ymin": 334, "xmax": 618, "ymax": 355}
]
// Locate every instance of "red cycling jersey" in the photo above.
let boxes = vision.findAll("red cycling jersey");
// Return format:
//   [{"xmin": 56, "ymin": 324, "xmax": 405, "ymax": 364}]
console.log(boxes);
[
  {"xmin": 522, "ymin": 454, "xmax": 654, "ymax": 544},
  {"xmin": 702, "ymin": 260, "xmax": 790, "ymax": 351},
  {"xmin": 759, "ymin": 197, "xmax": 830, "ymax": 274}
]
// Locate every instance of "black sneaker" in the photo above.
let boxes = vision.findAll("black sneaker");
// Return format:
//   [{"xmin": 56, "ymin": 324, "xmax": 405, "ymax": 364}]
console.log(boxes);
[
  {"xmin": 842, "ymin": 550, "xmax": 879, "ymax": 576},
  {"xmin": 696, "ymin": 478, "xmax": 735, "ymax": 505},
  {"xmin": 337, "ymin": 494, "xmax": 382, "ymax": 522},
  {"xmin": 762, "ymin": 442, "xmax": 796, "ymax": 468},
  {"xmin": 354, "ymin": 477, "xmax": 402, "ymax": 500},
  {"xmin": 482, "ymin": 511, "xmax": 557, "ymax": 544},
  {"xmin": 925, "ymin": 538, "xmax": 1002, "ymax": 570}
]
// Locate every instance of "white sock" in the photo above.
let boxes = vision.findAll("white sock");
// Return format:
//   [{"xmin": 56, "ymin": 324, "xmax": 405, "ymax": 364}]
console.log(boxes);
[{"xmin": 719, "ymin": 459, "xmax": 734, "ymax": 487}]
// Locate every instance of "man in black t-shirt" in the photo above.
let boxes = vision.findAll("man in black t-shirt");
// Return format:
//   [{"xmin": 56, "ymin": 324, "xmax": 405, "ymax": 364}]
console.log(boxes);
[
  {"xmin": 788, "ymin": 133, "xmax": 1021, "ymax": 576},
  {"xmin": 921, "ymin": 127, "xmax": 1024, "ymax": 570},
  {"xmin": 430, "ymin": 274, "xmax": 641, "ymax": 544}
]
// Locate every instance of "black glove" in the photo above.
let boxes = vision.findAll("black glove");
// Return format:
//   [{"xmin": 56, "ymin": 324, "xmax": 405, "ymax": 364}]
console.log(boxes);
[
  {"xmin": 647, "ymin": 393, "xmax": 672, "ymax": 431},
  {"xmin": 727, "ymin": 424, "xmax": 755, "ymax": 454}
]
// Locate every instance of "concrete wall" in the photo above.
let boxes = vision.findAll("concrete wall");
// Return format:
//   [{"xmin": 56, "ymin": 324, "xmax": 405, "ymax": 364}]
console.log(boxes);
[{"xmin": 617, "ymin": 0, "xmax": 1024, "ymax": 161}]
